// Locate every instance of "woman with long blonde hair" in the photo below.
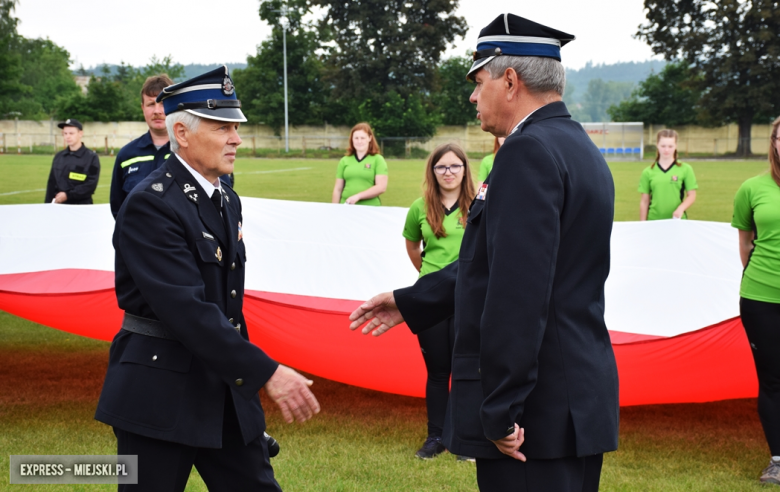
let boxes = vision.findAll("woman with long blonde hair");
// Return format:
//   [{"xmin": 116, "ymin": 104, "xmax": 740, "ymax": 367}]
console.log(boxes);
[
  {"xmin": 402, "ymin": 143, "xmax": 475, "ymax": 461},
  {"xmin": 638, "ymin": 129, "xmax": 698, "ymax": 220},
  {"xmin": 732, "ymin": 116, "xmax": 780, "ymax": 485}
]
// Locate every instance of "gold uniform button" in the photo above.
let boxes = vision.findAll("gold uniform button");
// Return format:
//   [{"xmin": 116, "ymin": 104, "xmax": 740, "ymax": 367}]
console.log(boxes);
[
  {"xmin": 235, "ymin": 378, "xmax": 244, "ymax": 386},
  {"xmin": 235, "ymin": 323, "xmax": 241, "ymax": 333},
  {"xmin": 228, "ymin": 318, "xmax": 234, "ymax": 324},
  {"xmin": 230, "ymin": 290, "xmax": 237, "ymax": 298},
  {"xmin": 231, "ymin": 262, "xmax": 236, "ymax": 271}
]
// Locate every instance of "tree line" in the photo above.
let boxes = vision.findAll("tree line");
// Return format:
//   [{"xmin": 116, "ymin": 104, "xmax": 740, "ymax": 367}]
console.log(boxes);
[{"xmin": 3, "ymin": 0, "xmax": 779, "ymax": 155}]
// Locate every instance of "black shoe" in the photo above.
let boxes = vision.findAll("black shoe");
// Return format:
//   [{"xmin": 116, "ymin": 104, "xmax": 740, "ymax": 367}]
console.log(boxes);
[
  {"xmin": 456, "ymin": 455, "xmax": 476, "ymax": 463},
  {"xmin": 415, "ymin": 436, "xmax": 446, "ymax": 460}
]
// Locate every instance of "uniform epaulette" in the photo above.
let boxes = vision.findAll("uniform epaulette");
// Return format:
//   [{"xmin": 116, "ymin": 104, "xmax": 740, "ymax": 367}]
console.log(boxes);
[{"xmin": 146, "ymin": 172, "xmax": 175, "ymax": 196}]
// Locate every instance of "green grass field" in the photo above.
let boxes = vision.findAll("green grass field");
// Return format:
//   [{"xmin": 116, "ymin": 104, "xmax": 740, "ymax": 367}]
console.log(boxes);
[{"xmin": 0, "ymin": 154, "xmax": 774, "ymax": 491}]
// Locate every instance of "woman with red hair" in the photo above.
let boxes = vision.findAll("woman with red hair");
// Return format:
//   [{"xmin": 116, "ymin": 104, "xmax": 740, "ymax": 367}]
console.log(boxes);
[{"xmin": 332, "ymin": 123, "xmax": 388, "ymax": 205}]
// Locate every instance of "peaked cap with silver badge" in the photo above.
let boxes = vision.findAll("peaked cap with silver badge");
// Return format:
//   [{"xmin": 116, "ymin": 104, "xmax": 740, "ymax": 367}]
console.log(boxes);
[
  {"xmin": 156, "ymin": 65, "xmax": 247, "ymax": 122},
  {"xmin": 467, "ymin": 13, "xmax": 575, "ymax": 81}
]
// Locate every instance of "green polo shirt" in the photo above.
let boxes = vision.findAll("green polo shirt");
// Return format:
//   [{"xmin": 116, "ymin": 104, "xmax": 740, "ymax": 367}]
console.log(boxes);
[
  {"xmin": 638, "ymin": 161, "xmax": 698, "ymax": 220},
  {"xmin": 478, "ymin": 154, "xmax": 494, "ymax": 182},
  {"xmin": 403, "ymin": 197, "xmax": 465, "ymax": 277},
  {"xmin": 336, "ymin": 154, "xmax": 388, "ymax": 206},
  {"xmin": 732, "ymin": 173, "xmax": 780, "ymax": 303}
]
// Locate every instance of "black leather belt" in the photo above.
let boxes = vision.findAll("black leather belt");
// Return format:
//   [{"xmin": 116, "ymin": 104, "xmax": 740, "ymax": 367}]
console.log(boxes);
[{"xmin": 121, "ymin": 313, "xmax": 176, "ymax": 340}]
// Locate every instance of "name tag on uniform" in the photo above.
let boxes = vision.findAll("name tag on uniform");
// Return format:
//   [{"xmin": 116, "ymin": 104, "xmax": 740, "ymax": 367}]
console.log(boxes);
[
  {"xmin": 476, "ymin": 183, "xmax": 488, "ymax": 200},
  {"xmin": 68, "ymin": 172, "xmax": 87, "ymax": 181}
]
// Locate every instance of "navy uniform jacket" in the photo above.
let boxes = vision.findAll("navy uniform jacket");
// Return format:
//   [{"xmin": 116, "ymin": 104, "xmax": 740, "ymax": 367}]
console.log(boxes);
[
  {"xmin": 109, "ymin": 132, "xmax": 170, "ymax": 218},
  {"xmin": 395, "ymin": 102, "xmax": 619, "ymax": 460},
  {"xmin": 95, "ymin": 155, "xmax": 278, "ymax": 448},
  {"xmin": 44, "ymin": 144, "xmax": 100, "ymax": 204}
]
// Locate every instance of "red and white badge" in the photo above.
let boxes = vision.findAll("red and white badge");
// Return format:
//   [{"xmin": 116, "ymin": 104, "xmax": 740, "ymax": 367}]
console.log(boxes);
[{"xmin": 476, "ymin": 183, "xmax": 488, "ymax": 200}]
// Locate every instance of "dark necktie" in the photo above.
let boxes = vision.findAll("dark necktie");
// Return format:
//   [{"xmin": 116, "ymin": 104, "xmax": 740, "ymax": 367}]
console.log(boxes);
[{"xmin": 211, "ymin": 190, "xmax": 228, "ymax": 233}]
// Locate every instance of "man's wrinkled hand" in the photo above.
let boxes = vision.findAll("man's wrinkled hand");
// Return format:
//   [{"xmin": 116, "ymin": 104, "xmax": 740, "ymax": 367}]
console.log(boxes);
[
  {"xmin": 264, "ymin": 365, "xmax": 320, "ymax": 424},
  {"xmin": 348, "ymin": 292, "xmax": 404, "ymax": 336},
  {"xmin": 490, "ymin": 424, "xmax": 526, "ymax": 461}
]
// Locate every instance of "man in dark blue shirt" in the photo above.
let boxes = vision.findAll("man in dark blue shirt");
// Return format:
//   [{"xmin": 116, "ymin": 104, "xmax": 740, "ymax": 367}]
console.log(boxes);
[
  {"xmin": 45, "ymin": 119, "xmax": 100, "ymax": 204},
  {"xmin": 109, "ymin": 75, "xmax": 173, "ymax": 218}
]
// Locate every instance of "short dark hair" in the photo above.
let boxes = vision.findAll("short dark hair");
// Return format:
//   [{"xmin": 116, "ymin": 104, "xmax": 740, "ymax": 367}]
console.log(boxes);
[{"xmin": 141, "ymin": 74, "xmax": 174, "ymax": 98}]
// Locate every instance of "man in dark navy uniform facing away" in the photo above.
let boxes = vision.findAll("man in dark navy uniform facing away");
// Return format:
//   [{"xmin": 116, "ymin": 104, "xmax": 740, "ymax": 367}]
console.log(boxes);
[
  {"xmin": 96, "ymin": 66, "xmax": 320, "ymax": 491},
  {"xmin": 349, "ymin": 14, "xmax": 618, "ymax": 492}
]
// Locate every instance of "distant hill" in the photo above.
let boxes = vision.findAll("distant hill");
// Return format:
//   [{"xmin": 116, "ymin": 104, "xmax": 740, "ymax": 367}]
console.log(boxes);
[
  {"xmin": 565, "ymin": 60, "xmax": 666, "ymax": 104},
  {"xmin": 73, "ymin": 63, "xmax": 248, "ymax": 81}
]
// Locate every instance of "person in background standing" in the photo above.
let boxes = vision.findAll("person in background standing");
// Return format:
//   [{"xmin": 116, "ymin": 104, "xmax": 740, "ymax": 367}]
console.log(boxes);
[
  {"xmin": 45, "ymin": 119, "xmax": 100, "ymax": 204},
  {"xmin": 639, "ymin": 129, "xmax": 697, "ymax": 220},
  {"xmin": 403, "ymin": 143, "xmax": 475, "ymax": 462},
  {"xmin": 732, "ymin": 115, "xmax": 780, "ymax": 487},
  {"xmin": 477, "ymin": 136, "xmax": 505, "ymax": 187},
  {"xmin": 109, "ymin": 75, "xmax": 174, "ymax": 218},
  {"xmin": 332, "ymin": 123, "xmax": 388, "ymax": 205}
]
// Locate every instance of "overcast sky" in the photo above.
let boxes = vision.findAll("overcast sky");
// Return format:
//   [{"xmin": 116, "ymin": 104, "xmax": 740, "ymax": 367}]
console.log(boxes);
[{"xmin": 15, "ymin": 0, "xmax": 661, "ymax": 71}]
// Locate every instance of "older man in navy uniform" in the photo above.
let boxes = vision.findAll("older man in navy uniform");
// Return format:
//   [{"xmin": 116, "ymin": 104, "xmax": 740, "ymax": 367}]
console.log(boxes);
[
  {"xmin": 349, "ymin": 14, "xmax": 618, "ymax": 492},
  {"xmin": 96, "ymin": 66, "xmax": 320, "ymax": 491}
]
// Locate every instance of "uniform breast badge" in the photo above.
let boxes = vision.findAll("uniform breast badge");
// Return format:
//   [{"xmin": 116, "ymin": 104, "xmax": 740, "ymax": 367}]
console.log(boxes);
[
  {"xmin": 237, "ymin": 221, "xmax": 243, "ymax": 242},
  {"xmin": 476, "ymin": 183, "xmax": 488, "ymax": 200},
  {"xmin": 215, "ymin": 246, "xmax": 223, "ymax": 262}
]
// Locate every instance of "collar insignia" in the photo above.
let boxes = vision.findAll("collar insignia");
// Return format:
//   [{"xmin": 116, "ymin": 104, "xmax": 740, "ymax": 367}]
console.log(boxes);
[{"xmin": 183, "ymin": 183, "xmax": 196, "ymax": 193}]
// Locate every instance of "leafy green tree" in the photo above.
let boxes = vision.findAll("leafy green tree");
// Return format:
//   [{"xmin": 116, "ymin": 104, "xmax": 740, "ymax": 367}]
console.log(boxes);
[
  {"xmin": 233, "ymin": 0, "xmax": 329, "ymax": 131},
  {"xmin": 309, "ymin": 0, "xmax": 467, "ymax": 111},
  {"xmin": 607, "ymin": 61, "xmax": 702, "ymax": 126},
  {"xmin": 15, "ymin": 37, "xmax": 81, "ymax": 116},
  {"xmin": 359, "ymin": 90, "xmax": 438, "ymax": 137},
  {"xmin": 0, "ymin": 0, "xmax": 28, "ymax": 117},
  {"xmin": 637, "ymin": 0, "xmax": 780, "ymax": 156},
  {"xmin": 433, "ymin": 55, "xmax": 476, "ymax": 125},
  {"xmin": 571, "ymin": 79, "xmax": 634, "ymax": 122}
]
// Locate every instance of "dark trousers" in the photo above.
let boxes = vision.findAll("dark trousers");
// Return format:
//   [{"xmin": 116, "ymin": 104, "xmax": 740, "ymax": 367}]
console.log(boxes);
[
  {"xmin": 741, "ymin": 297, "xmax": 780, "ymax": 455},
  {"xmin": 115, "ymin": 394, "xmax": 280, "ymax": 492},
  {"xmin": 476, "ymin": 454, "xmax": 603, "ymax": 492},
  {"xmin": 417, "ymin": 316, "xmax": 454, "ymax": 437}
]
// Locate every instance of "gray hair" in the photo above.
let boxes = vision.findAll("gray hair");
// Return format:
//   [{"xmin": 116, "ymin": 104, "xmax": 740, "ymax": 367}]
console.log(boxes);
[
  {"xmin": 484, "ymin": 56, "xmax": 566, "ymax": 96},
  {"xmin": 165, "ymin": 111, "xmax": 201, "ymax": 153}
]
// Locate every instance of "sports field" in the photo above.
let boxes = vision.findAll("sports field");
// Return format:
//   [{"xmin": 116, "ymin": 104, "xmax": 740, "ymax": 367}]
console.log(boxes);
[{"xmin": 0, "ymin": 154, "xmax": 773, "ymax": 491}]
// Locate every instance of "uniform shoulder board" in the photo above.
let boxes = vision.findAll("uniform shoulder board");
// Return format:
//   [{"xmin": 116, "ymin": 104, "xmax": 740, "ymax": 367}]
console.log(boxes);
[{"xmin": 146, "ymin": 172, "xmax": 174, "ymax": 195}]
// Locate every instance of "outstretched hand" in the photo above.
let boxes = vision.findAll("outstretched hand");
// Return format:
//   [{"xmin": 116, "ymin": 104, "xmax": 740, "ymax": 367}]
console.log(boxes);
[
  {"xmin": 264, "ymin": 364, "xmax": 320, "ymax": 424},
  {"xmin": 348, "ymin": 292, "xmax": 404, "ymax": 336}
]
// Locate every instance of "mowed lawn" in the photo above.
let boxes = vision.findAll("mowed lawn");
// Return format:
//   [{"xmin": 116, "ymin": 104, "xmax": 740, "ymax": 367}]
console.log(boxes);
[{"xmin": 0, "ymin": 153, "xmax": 773, "ymax": 491}]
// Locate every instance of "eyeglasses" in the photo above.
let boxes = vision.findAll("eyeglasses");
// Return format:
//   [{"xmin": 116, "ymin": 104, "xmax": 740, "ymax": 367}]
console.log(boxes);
[{"xmin": 433, "ymin": 164, "xmax": 464, "ymax": 175}]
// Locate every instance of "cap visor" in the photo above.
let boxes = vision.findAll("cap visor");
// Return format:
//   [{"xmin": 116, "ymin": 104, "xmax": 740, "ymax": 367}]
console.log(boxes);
[
  {"xmin": 185, "ymin": 107, "xmax": 247, "ymax": 123},
  {"xmin": 466, "ymin": 56, "xmax": 494, "ymax": 81}
]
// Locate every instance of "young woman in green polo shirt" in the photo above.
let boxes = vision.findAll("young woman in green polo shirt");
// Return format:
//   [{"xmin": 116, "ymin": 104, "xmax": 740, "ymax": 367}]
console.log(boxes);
[
  {"xmin": 639, "ymin": 129, "xmax": 698, "ymax": 220},
  {"xmin": 402, "ymin": 143, "xmax": 475, "ymax": 461},
  {"xmin": 732, "ymin": 116, "xmax": 780, "ymax": 486},
  {"xmin": 331, "ymin": 122, "xmax": 388, "ymax": 206},
  {"xmin": 477, "ymin": 136, "xmax": 504, "ymax": 187}
]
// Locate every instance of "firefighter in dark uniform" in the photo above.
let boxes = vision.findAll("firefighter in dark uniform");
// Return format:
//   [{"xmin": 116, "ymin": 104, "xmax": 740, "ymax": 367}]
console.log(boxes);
[
  {"xmin": 109, "ymin": 75, "xmax": 174, "ymax": 218},
  {"xmin": 95, "ymin": 66, "xmax": 320, "ymax": 492},
  {"xmin": 45, "ymin": 119, "xmax": 100, "ymax": 204},
  {"xmin": 349, "ymin": 14, "xmax": 618, "ymax": 492}
]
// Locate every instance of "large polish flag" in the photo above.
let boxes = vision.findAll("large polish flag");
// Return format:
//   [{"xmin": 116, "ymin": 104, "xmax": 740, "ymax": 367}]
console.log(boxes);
[{"xmin": 0, "ymin": 199, "xmax": 754, "ymax": 406}]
